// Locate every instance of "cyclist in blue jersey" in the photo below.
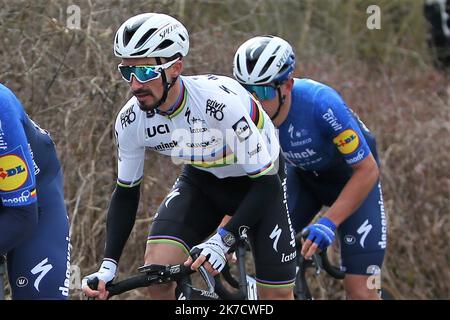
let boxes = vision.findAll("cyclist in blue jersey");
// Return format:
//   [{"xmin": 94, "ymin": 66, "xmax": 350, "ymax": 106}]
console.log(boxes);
[
  {"xmin": 233, "ymin": 36, "xmax": 387, "ymax": 299},
  {"xmin": 0, "ymin": 84, "xmax": 70, "ymax": 299}
]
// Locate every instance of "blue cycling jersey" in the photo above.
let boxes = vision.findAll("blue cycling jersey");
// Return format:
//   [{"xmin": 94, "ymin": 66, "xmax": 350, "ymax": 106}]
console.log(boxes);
[
  {"xmin": 278, "ymin": 79, "xmax": 386, "ymax": 275},
  {"xmin": 0, "ymin": 84, "xmax": 60, "ymax": 206},
  {"xmin": 278, "ymin": 78, "xmax": 372, "ymax": 172},
  {"xmin": 0, "ymin": 84, "xmax": 70, "ymax": 299}
]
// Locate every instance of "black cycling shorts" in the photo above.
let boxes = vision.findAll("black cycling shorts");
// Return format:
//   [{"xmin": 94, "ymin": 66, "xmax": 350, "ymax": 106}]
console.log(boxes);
[{"xmin": 148, "ymin": 154, "xmax": 297, "ymax": 288}]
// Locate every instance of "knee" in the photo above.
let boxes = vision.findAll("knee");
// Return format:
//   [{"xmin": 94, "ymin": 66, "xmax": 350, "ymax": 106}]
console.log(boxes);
[{"xmin": 143, "ymin": 243, "xmax": 188, "ymax": 300}]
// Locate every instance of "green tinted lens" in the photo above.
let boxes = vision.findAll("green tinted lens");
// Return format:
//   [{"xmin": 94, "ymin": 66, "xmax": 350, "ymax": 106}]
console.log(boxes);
[
  {"xmin": 118, "ymin": 65, "xmax": 161, "ymax": 83},
  {"xmin": 243, "ymin": 84, "xmax": 277, "ymax": 100}
]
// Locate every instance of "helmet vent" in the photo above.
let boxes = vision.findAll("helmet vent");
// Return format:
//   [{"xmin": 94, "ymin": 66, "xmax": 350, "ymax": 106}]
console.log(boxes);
[
  {"xmin": 124, "ymin": 29, "xmax": 136, "ymax": 46},
  {"xmin": 246, "ymin": 59, "xmax": 257, "ymax": 74},
  {"xmin": 235, "ymin": 55, "xmax": 242, "ymax": 74},
  {"xmin": 258, "ymin": 56, "xmax": 275, "ymax": 77},
  {"xmin": 135, "ymin": 28, "xmax": 158, "ymax": 48},
  {"xmin": 255, "ymin": 76, "xmax": 271, "ymax": 84},
  {"xmin": 131, "ymin": 49, "xmax": 148, "ymax": 56},
  {"xmin": 155, "ymin": 39, "xmax": 174, "ymax": 51},
  {"xmin": 272, "ymin": 45, "xmax": 281, "ymax": 55}
]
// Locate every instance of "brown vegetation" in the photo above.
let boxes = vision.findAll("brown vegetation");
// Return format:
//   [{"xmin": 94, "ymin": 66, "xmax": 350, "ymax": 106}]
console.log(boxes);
[{"xmin": 0, "ymin": 0, "xmax": 448, "ymax": 299}]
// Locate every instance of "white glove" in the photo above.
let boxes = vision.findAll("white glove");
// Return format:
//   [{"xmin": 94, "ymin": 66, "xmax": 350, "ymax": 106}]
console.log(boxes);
[
  {"xmin": 82, "ymin": 259, "xmax": 117, "ymax": 289},
  {"xmin": 191, "ymin": 233, "xmax": 230, "ymax": 273}
]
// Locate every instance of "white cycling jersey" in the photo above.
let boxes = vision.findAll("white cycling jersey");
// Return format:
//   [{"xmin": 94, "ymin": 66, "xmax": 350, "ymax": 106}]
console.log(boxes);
[{"xmin": 114, "ymin": 74, "xmax": 280, "ymax": 186}]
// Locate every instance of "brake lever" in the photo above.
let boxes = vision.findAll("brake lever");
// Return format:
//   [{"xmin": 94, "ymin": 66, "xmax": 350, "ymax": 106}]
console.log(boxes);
[{"xmin": 189, "ymin": 247, "xmax": 216, "ymax": 293}]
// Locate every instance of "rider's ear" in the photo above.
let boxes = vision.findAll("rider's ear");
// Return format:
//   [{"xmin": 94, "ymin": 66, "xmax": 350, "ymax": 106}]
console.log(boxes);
[
  {"xmin": 171, "ymin": 59, "xmax": 183, "ymax": 78},
  {"xmin": 285, "ymin": 78, "xmax": 294, "ymax": 91}
]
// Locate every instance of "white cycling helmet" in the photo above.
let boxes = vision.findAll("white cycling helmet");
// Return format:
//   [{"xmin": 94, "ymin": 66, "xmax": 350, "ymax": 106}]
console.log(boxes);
[
  {"xmin": 233, "ymin": 35, "xmax": 295, "ymax": 85},
  {"xmin": 114, "ymin": 13, "xmax": 189, "ymax": 58}
]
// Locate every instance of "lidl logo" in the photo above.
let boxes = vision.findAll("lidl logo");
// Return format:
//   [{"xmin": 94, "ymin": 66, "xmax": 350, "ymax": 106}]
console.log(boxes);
[
  {"xmin": 333, "ymin": 129, "xmax": 359, "ymax": 155},
  {"xmin": 0, "ymin": 155, "xmax": 29, "ymax": 191}
]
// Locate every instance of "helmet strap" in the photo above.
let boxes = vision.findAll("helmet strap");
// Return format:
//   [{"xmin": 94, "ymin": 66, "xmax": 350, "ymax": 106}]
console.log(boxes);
[
  {"xmin": 155, "ymin": 57, "xmax": 178, "ymax": 110},
  {"xmin": 270, "ymin": 87, "xmax": 285, "ymax": 121}
]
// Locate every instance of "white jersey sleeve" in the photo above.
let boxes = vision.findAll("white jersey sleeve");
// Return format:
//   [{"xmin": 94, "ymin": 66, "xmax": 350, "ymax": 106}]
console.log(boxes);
[{"xmin": 114, "ymin": 102, "xmax": 145, "ymax": 187}]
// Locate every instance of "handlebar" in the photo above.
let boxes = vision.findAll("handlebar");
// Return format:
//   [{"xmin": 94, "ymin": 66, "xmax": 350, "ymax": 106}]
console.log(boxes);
[
  {"xmin": 295, "ymin": 231, "xmax": 345, "ymax": 280},
  {"xmin": 86, "ymin": 237, "xmax": 250, "ymax": 300}
]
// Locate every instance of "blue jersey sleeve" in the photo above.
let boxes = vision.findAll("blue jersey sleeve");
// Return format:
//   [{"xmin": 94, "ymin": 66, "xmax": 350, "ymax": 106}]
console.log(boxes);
[
  {"xmin": 0, "ymin": 86, "xmax": 37, "ymax": 207},
  {"xmin": 315, "ymin": 86, "xmax": 371, "ymax": 166}
]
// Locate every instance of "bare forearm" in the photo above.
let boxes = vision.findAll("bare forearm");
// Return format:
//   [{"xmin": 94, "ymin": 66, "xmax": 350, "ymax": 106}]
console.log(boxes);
[{"xmin": 326, "ymin": 156, "xmax": 379, "ymax": 226}]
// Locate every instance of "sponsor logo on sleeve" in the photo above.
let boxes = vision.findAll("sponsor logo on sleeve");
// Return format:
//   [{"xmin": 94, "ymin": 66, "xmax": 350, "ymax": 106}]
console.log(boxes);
[
  {"xmin": 322, "ymin": 108, "xmax": 343, "ymax": 131},
  {"xmin": 247, "ymin": 143, "xmax": 262, "ymax": 158},
  {"xmin": 232, "ymin": 116, "xmax": 253, "ymax": 142},
  {"xmin": 120, "ymin": 105, "xmax": 136, "ymax": 129},
  {"xmin": 333, "ymin": 129, "xmax": 360, "ymax": 155},
  {"xmin": 347, "ymin": 149, "xmax": 365, "ymax": 164},
  {"xmin": 2, "ymin": 189, "xmax": 36, "ymax": 205},
  {"xmin": 0, "ymin": 120, "xmax": 7, "ymax": 150},
  {"xmin": 0, "ymin": 153, "xmax": 29, "ymax": 192}
]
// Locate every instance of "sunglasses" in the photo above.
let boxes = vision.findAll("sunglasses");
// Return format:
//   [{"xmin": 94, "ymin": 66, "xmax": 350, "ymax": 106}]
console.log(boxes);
[
  {"xmin": 118, "ymin": 58, "xmax": 179, "ymax": 83},
  {"xmin": 242, "ymin": 84, "xmax": 278, "ymax": 101}
]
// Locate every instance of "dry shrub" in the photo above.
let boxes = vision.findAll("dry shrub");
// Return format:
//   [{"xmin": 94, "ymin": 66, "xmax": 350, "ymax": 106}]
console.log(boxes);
[{"xmin": 0, "ymin": 0, "xmax": 448, "ymax": 299}]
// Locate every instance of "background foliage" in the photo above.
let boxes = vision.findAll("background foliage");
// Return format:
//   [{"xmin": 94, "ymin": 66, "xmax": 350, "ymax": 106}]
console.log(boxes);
[{"xmin": 0, "ymin": 0, "xmax": 448, "ymax": 299}]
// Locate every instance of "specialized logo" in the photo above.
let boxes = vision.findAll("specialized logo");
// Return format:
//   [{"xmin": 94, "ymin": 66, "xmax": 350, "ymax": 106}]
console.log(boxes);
[
  {"xmin": 0, "ymin": 154, "xmax": 29, "ymax": 192},
  {"xmin": 159, "ymin": 23, "xmax": 180, "ymax": 39},
  {"xmin": 205, "ymin": 99, "xmax": 226, "ymax": 121},
  {"xmin": 31, "ymin": 258, "xmax": 53, "ymax": 292},
  {"xmin": 165, "ymin": 188, "xmax": 180, "ymax": 207},
  {"xmin": 287, "ymin": 124, "xmax": 309, "ymax": 140},
  {"xmin": 232, "ymin": 117, "xmax": 253, "ymax": 142},
  {"xmin": 276, "ymin": 48, "xmax": 291, "ymax": 68},
  {"xmin": 146, "ymin": 124, "xmax": 170, "ymax": 138},
  {"xmin": 269, "ymin": 224, "xmax": 282, "ymax": 252},
  {"xmin": 357, "ymin": 219, "xmax": 372, "ymax": 248},
  {"xmin": 333, "ymin": 129, "xmax": 359, "ymax": 155},
  {"xmin": 120, "ymin": 105, "xmax": 136, "ymax": 129},
  {"xmin": 218, "ymin": 85, "xmax": 237, "ymax": 95}
]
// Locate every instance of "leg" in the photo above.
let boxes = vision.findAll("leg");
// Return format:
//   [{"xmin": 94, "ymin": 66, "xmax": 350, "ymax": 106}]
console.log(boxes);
[
  {"xmin": 144, "ymin": 243, "xmax": 189, "ymax": 300},
  {"xmin": 339, "ymin": 181, "xmax": 387, "ymax": 300},
  {"xmin": 145, "ymin": 174, "xmax": 223, "ymax": 300},
  {"xmin": 7, "ymin": 170, "xmax": 70, "ymax": 300},
  {"xmin": 344, "ymin": 274, "xmax": 381, "ymax": 300}
]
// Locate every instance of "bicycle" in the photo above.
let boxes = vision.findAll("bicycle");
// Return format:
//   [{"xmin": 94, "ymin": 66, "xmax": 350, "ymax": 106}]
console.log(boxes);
[
  {"xmin": 86, "ymin": 233, "xmax": 255, "ymax": 300},
  {"xmin": 294, "ymin": 232, "xmax": 345, "ymax": 300},
  {"xmin": 294, "ymin": 231, "xmax": 397, "ymax": 300}
]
